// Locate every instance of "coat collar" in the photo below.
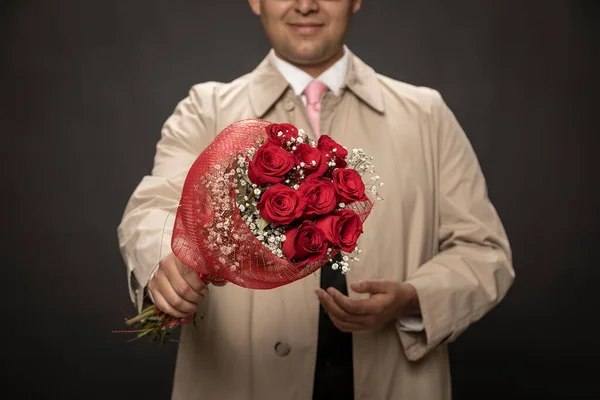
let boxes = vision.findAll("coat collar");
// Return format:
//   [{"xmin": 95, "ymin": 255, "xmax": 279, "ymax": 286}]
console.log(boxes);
[
  {"xmin": 248, "ymin": 55, "xmax": 290, "ymax": 118},
  {"xmin": 343, "ymin": 51, "xmax": 385, "ymax": 114},
  {"xmin": 249, "ymin": 49, "xmax": 385, "ymax": 118}
]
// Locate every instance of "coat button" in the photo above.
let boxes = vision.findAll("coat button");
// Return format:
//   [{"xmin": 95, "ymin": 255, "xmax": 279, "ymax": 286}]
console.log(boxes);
[
  {"xmin": 284, "ymin": 100, "xmax": 295, "ymax": 111},
  {"xmin": 274, "ymin": 342, "xmax": 291, "ymax": 357}
]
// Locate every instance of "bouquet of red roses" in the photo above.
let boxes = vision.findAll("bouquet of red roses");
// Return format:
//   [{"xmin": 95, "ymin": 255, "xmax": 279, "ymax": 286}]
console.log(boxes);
[{"xmin": 118, "ymin": 119, "xmax": 383, "ymax": 343}]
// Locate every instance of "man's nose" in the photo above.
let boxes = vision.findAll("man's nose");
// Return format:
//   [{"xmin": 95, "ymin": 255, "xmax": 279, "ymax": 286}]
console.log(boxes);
[{"xmin": 295, "ymin": 0, "xmax": 319, "ymax": 15}]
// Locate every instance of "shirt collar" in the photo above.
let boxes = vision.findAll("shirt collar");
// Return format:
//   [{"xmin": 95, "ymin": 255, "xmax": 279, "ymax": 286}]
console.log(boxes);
[
  {"xmin": 269, "ymin": 46, "xmax": 349, "ymax": 96},
  {"xmin": 248, "ymin": 48, "xmax": 384, "ymax": 118}
]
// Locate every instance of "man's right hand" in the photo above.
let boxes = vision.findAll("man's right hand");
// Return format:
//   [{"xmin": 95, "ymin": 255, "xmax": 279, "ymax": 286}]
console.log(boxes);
[{"xmin": 148, "ymin": 253, "xmax": 209, "ymax": 318}]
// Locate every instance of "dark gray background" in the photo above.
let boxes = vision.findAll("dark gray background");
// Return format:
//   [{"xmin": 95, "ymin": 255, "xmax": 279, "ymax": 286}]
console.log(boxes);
[{"xmin": 2, "ymin": 0, "xmax": 598, "ymax": 398}]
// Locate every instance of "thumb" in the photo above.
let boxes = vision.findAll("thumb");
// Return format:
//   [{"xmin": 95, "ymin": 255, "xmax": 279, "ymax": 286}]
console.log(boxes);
[{"xmin": 350, "ymin": 280, "xmax": 390, "ymax": 294}]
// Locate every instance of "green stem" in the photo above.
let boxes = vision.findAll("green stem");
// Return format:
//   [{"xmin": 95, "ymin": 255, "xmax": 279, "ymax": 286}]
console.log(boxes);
[
  {"xmin": 125, "ymin": 307, "xmax": 157, "ymax": 326},
  {"xmin": 136, "ymin": 329, "xmax": 153, "ymax": 338}
]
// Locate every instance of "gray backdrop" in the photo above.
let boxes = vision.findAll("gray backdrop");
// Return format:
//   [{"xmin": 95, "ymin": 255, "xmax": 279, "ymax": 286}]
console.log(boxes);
[{"xmin": 2, "ymin": 0, "xmax": 598, "ymax": 398}]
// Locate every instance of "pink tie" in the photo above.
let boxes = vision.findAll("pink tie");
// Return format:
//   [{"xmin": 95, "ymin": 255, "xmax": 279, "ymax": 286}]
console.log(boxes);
[{"xmin": 304, "ymin": 79, "xmax": 328, "ymax": 138}]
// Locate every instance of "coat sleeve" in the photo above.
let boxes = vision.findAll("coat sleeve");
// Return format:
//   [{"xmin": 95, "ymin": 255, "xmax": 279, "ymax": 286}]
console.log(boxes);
[
  {"xmin": 397, "ymin": 90, "xmax": 515, "ymax": 361},
  {"xmin": 116, "ymin": 84, "xmax": 217, "ymax": 312}
]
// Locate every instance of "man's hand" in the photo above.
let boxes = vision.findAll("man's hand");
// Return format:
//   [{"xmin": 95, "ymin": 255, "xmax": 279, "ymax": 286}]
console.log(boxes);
[
  {"xmin": 148, "ymin": 253, "xmax": 209, "ymax": 318},
  {"xmin": 315, "ymin": 280, "xmax": 421, "ymax": 333}
]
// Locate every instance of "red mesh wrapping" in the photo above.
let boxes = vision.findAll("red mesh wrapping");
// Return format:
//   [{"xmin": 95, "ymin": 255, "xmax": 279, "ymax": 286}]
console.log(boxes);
[{"xmin": 171, "ymin": 118, "xmax": 374, "ymax": 289}]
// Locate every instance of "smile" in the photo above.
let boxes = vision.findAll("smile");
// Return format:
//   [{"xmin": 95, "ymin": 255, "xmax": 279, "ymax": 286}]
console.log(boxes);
[{"xmin": 288, "ymin": 23, "xmax": 324, "ymax": 35}]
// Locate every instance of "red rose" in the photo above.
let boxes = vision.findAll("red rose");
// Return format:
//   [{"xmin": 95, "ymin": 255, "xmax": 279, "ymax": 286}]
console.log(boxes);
[
  {"xmin": 294, "ymin": 143, "xmax": 328, "ymax": 178},
  {"xmin": 298, "ymin": 177, "xmax": 337, "ymax": 218},
  {"xmin": 247, "ymin": 141, "xmax": 296, "ymax": 186},
  {"xmin": 315, "ymin": 209, "xmax": 363, "ymax": 252},
  {"xmin": 332, "ymin": 168, "xmax": 367, "ymax": 204},
  {"xmin": 257, "ymin": 184, "xmax": 306, "ymax": 226},
  {"xmin": 266, "ymin": 123, "xmax": 299, "ymax": 147},
  {"xmin": 282, "ymin": 220, "xmax": 329, "ymax": 266},
  {"xmin": 317, "ymin": 135, "xmax": 348, "ymax": 169}
]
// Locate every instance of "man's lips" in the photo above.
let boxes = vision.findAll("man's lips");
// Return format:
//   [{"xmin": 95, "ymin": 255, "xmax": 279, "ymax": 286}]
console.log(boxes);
[{"xmin": 288, "ymin": 23, "xmax": 325, "ymax": 34}]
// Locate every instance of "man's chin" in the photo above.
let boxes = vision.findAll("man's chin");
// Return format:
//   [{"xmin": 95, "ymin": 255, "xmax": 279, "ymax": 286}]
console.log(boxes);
[{"xmin": 280, "ymin": 45, "xmax": 331, "ymax": 66}]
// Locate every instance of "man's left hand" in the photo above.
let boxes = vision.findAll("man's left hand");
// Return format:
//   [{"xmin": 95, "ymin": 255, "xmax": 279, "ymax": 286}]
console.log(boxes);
[{"xmin": 315, "ymin": 280, "xmax": 420, "ymax": 333}]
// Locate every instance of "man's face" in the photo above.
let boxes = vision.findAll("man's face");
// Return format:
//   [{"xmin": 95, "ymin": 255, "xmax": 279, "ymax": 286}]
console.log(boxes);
[{"xmin": 249, "ymin": 0, "xmax": 361, "ymax": 66}]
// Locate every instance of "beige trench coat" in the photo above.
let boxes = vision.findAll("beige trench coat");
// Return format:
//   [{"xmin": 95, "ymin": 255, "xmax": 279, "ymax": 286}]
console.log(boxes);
[{"xmin": 117, "ymin": 50, "xmax": 515, "ymax": 399}]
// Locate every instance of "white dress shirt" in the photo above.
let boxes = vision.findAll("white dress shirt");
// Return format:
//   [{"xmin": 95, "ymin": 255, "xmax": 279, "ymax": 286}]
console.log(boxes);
[{"xmin": 269, "ymin": 47, "xmax": 348, "ymax": 102}]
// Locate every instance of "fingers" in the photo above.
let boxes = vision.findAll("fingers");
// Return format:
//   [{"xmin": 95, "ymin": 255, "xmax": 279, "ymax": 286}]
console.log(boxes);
[
  {"xmin": 153, "ymin": 269, "xmax": 199, "ymax": 315},
  {"xmin": 315, "ymin": 288, "xmax": 372, "ymax": 330},
  {"xmin": 164, "ymin": 259, "xmax": 207, "ymax": 303},
  {"xmin": 317, "ymin": 281, "xmax": 402, "ymax": 332},
  {"xmin": 149, "ymin": 253, "xmax": 208, "ymax": 318},
  {"xmin": 172, "ymin": 257, "xmax": 210, "ymax": 296},
  {"xmin": 350, "ymin": 280, "xmax": 391, "ymax": 294},
  {"xmin": 326, "ymin": 287, "xmax": 375, "ymax": 315},
  {"xmin": 328, "ymin": 314, "xmax": 365, "ymax": 333},
  {"xmin": 150, "ymin": 287, "xmax": 189, "ymax": 319}
]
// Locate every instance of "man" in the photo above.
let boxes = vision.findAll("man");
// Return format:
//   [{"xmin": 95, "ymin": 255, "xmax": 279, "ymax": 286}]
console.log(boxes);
[{"xmin": 117, "ymin": 0, "xmax": 515, "ymax": 399}]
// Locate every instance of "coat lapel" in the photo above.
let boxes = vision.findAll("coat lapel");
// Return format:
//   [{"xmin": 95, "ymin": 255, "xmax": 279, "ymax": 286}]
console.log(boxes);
[
  {"xmin": 343, "ymin": 51, "xmax": 386, "ymax": 114},
  {"xmin": 248, "ymin": 56, "xmax": 290, "ymax": 118},
  {"xmin": 248, "ymin": 50, "xmax": 385, "ymax": 118}
]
